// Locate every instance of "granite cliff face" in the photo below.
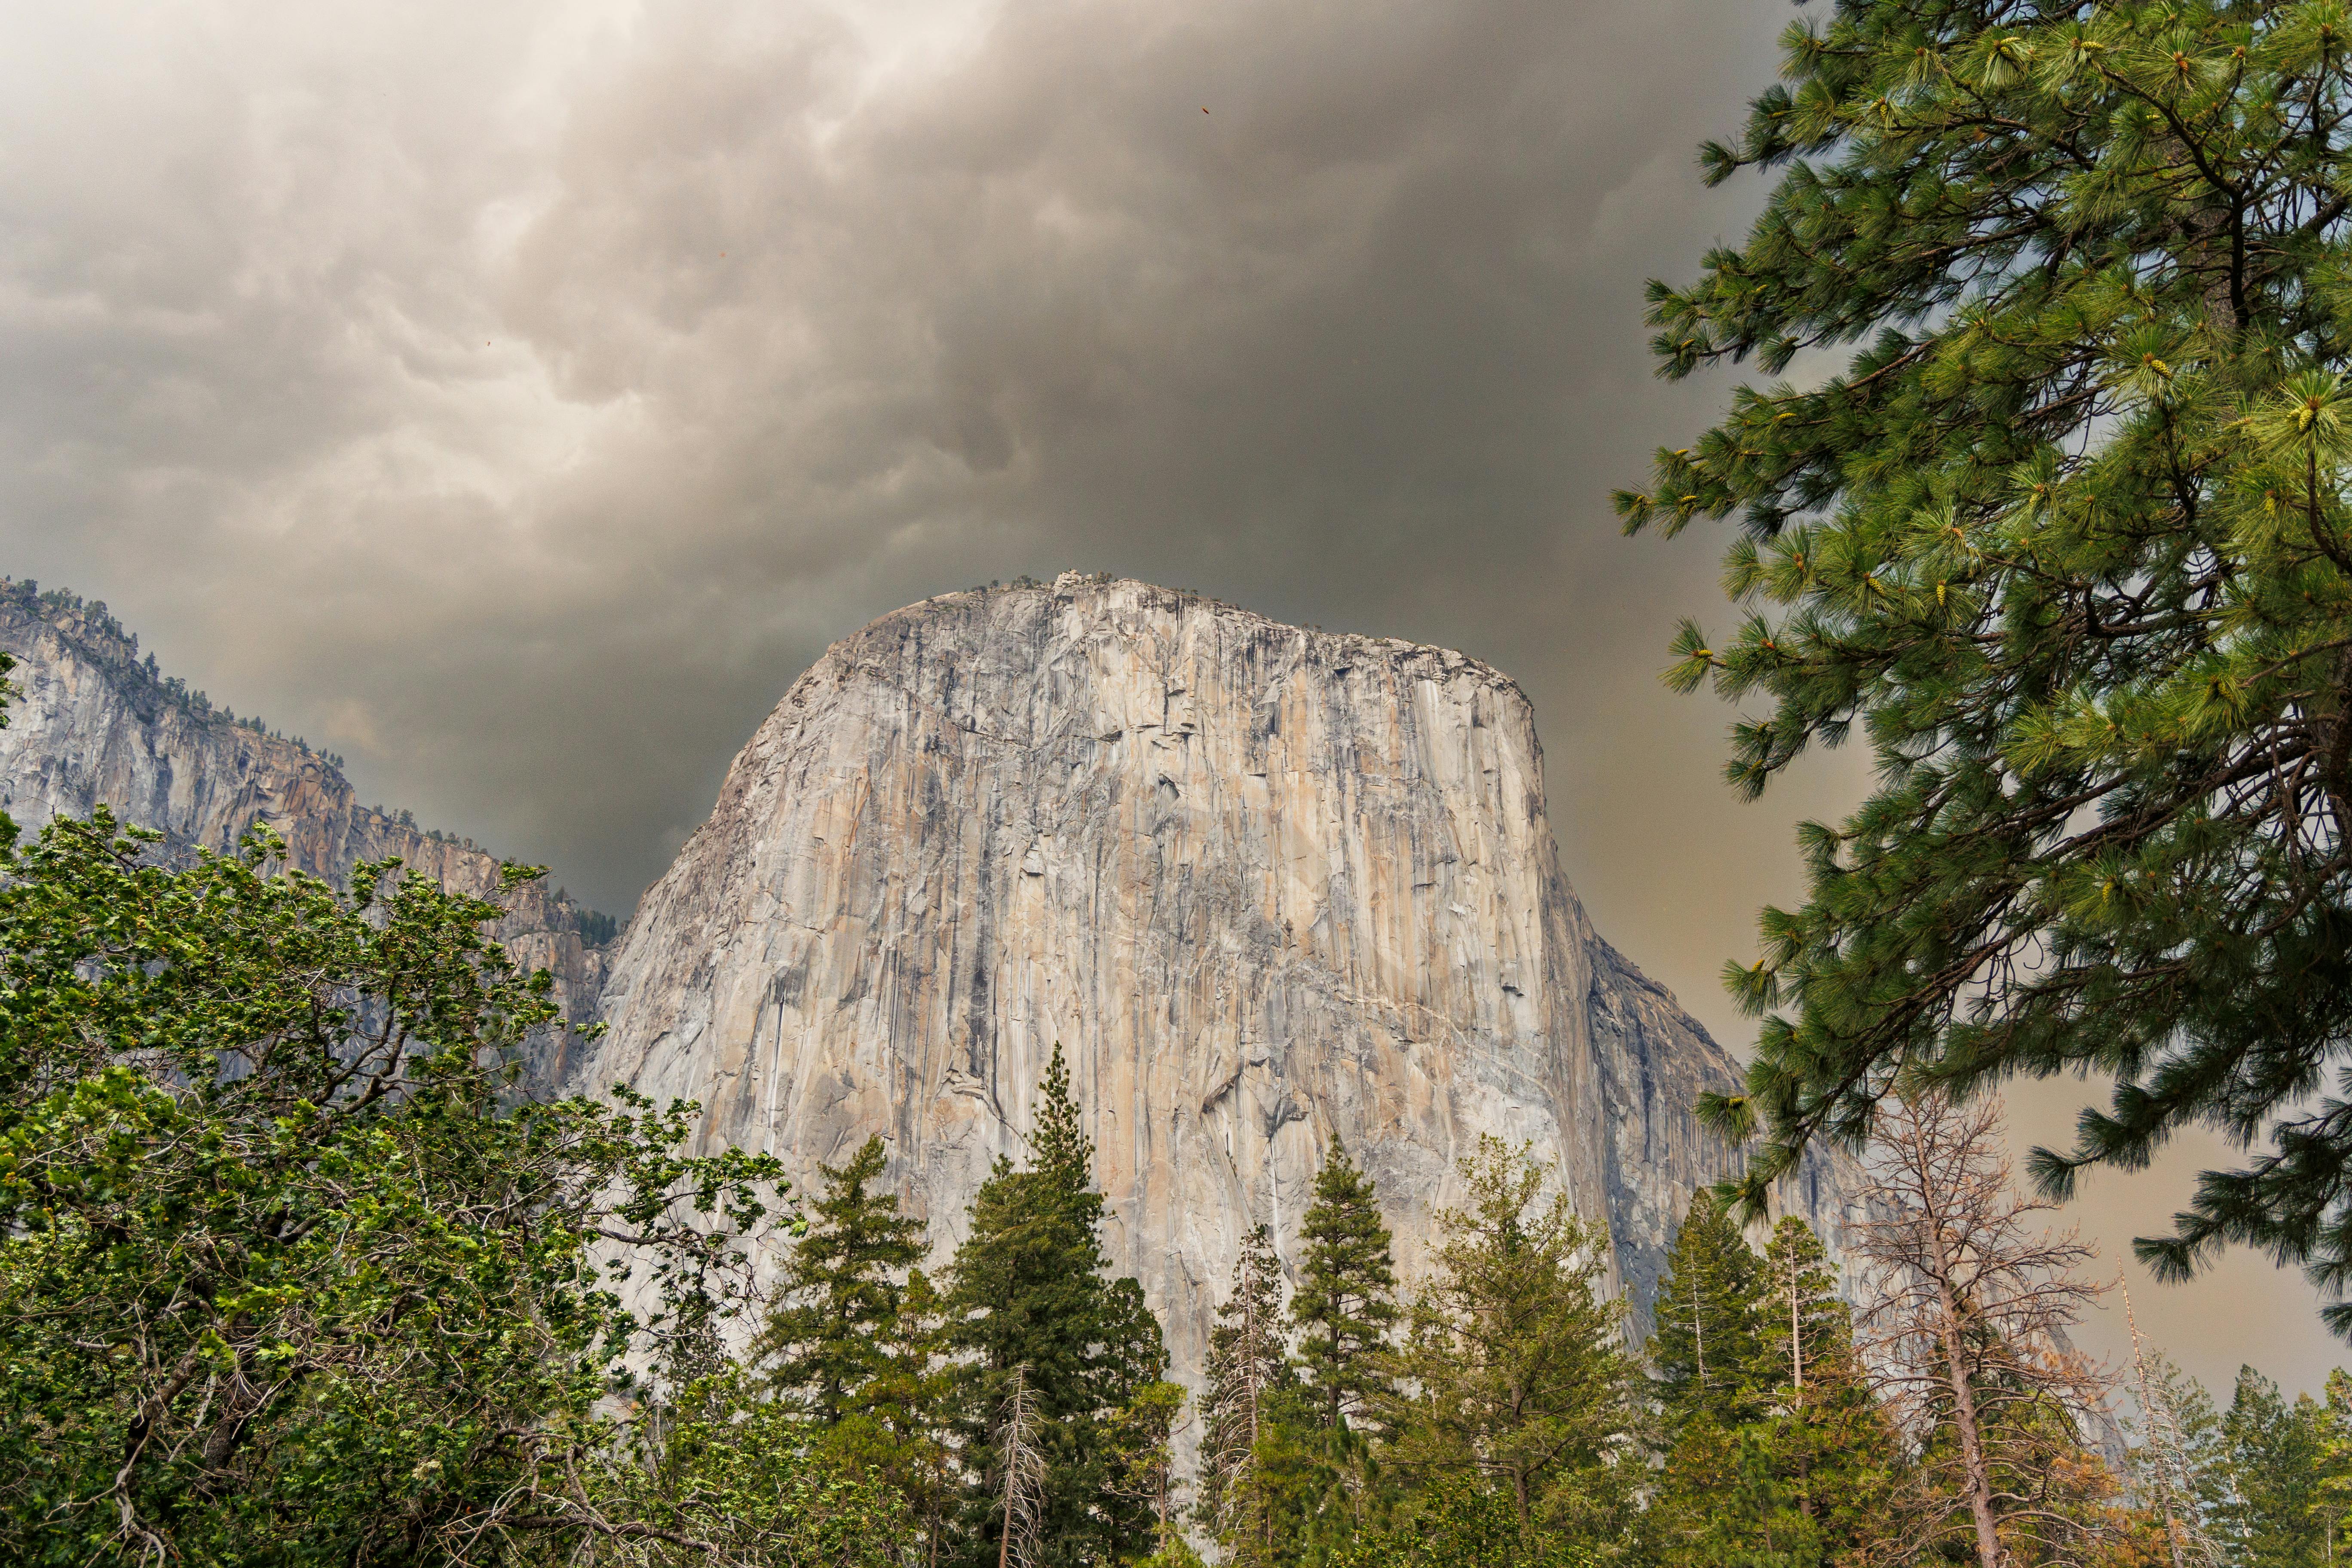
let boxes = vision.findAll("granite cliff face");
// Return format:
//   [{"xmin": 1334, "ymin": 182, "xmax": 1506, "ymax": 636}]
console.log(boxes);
[
  {"xmin": 0, "ymin": 585, "xmax": 611, "ymax": 1061},
  {"xmin": 577, "ymin": 574, "xmax": 1861, "ymax": 1377},
  {"xmin": 0, "ymin": 571, "xmax": 1860, "ymax": 1377}
]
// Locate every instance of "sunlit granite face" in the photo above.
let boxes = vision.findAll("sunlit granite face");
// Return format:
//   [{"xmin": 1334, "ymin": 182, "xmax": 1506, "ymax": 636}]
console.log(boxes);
[
  {"xmin": 576, "ymin": 573, "xmax": 1863, "ymax": 1381},
  {"xmin": 0, "ymin": 575, "xmax": 1860, "ymax": 1384}
]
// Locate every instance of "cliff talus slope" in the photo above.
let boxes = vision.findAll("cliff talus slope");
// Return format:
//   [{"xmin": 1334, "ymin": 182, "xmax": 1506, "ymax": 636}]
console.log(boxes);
[{"xmin": 578, "ymin": 575, "xmax": 1858, "ymax": 1375}]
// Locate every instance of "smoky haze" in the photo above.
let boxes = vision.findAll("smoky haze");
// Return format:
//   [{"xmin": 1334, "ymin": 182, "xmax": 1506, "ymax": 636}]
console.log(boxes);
[{"xmin": 1, "ymin": 0, "xmax": 2337, "ymax": 1396}]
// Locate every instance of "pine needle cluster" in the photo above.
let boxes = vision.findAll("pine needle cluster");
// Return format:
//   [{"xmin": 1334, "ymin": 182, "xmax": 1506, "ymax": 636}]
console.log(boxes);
[{"xmin": 1621, "ymin": 0, "xmax": 2352, "ymax": 1317}]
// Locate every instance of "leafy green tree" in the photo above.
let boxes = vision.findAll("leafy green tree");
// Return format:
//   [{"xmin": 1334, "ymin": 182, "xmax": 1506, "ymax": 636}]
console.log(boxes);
[
  {"xmin": 1649, "ymin": 1189, "xmax": 1767, "ymax": 1430},
  {"xmin": 0, "ymin": 810, "xmax": 804, "ymax": 1566},
  {"xmin": 1380, "ymin": 1138, "xmax": 1638, "ymax": 1550},
  {"xmin": 1294, "ymin": 1139, "xmax": 1400, "ymax": 1433},
  {"xmin": 940, "ymin": 1045, "xmax": 1168, "ymax": 1568},
  {"xmin": 602, "ymin": 1366, "xmax": 913, "ymax": 1568},
  {"xmin": 1619, "ymin": 0, "xmax": 2352, "ymax": 1310},
  {"xmin": 1330, "ymin": 1472, "xmax": 1589, "ymax": 1568}
]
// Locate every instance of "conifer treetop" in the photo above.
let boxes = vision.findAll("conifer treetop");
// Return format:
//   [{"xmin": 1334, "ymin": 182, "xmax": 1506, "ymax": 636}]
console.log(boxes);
[
  {"xmin": 1032, "ymin": 1043, "xmax": 1090, "ymax": 1188},
  {"xmin": 1293, "ymin": 1137, "xmax": 1401, "ymax": 1432},
  {"xmin": 1651, "ymin": 1189, "xmax": 1767, "ymax": 1430}
]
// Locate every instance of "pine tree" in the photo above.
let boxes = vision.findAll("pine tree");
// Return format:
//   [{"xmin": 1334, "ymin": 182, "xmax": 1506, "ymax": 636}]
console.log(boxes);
[
  {"xmin": 1381, "ymin": 1138, "xmax": 1638, "ymax": 1548},
  {"xmin": 2127, "ymin": 1349, "xmax": 2230, "ymax": 1568},
  {"xmin": 1752, "ymin": 1218, "xmax": 1894, "ymax": 1562},
  {"xmin": 941, "ymin": 1046, "xmax": 1169, "ymax": 1568},
  {"xmin": 1104, "ymin": 1378, "xmax": 1192, "ymax": 1565},
  {"xmin": 1293, "ymin": 1139, "xmax": 1400, "ymax": 1434},
  {"xmin": 1329, "ymin": 1471, "xmax": 1585, "ymax": 1568},
  {"xmin": 1201, "ymin": 1226, "xmax": 1351, "ymax": 1565},
  {"xmin": 2314, "ymin": 1369, "xmax": 2352, "ymax": 1568},
  {"xmin": 755, "ymin": 1133, "xmax": 952, "ymax": 1545},
  {"xmin": 1753, "ymin": 1218, "xmax": 1841, "ymax": 1413},
  {"xmin": 1620, "ymin": 0, "xmax": 2352, "ymax": 1313},
  {"xmin": 1648, "ymin": 1188, "xmax": 1766, "ymax": 1431},
  {"xmin": 1649, "ymin": 1218, "xmax": 1900, "ymax": 1568},
  {"xmin": 2218, "ymin": 1366, "xmax": 2332, "ymax": 1568},
  {"xmin": 756, "ymin": 1133, "xmax": 927, "ymax": 1424}
]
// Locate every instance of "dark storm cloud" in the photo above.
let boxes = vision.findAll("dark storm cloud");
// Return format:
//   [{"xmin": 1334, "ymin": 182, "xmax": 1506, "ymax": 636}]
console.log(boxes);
[{"xmin": 2, "ymin": 0, "xmax": 2339, "ymax": 1389}]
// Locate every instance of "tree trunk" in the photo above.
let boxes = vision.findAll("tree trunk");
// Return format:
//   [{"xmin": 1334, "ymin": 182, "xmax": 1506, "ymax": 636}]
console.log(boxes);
[
  {"xmin": 1789, "ymin": 1255, "xmax": 1813, "ymax": 1522},
  {"xmin": 1789, "ymin": 1255, "xmax": 1803, "ymax": 1393},
  {"xmin": 1929, "ymin": 1233, "xmax": 2002, "ymax": 1568},
  {"xmin": 1693, "ymin": 1275, "xmax": 1706, "ymax": 1390}
]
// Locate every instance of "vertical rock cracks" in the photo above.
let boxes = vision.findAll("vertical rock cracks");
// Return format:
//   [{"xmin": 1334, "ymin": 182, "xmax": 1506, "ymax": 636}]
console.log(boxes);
[
  {"xmin": 0, "ymin": 573, "xmax": 1863, "ymax": 1381},
  {"xmin": 578, "ymin": 576, "xmax": 1865, "ymax": 1378}
]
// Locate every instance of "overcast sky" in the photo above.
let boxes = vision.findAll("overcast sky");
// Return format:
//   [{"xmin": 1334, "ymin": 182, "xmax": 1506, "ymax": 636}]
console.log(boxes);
[{"xmin": 1, "ymin": 0, "xmax": 2337, "ymax": 1399}]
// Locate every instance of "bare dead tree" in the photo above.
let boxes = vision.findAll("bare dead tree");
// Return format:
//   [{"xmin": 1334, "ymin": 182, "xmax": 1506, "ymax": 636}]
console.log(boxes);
[
  {"xmin": 2120, "ymin": 1286, "xmax": 2223, "ymax": 1568},
  {"xmin": 1200, "ymin": 1226, "xmax": 1286, "ymax": 1557},
  {"xmin": 1856, "ymin": 1093, "xmax": 2122, "ymax": 1568},
  {"xmin": 1208, "ymin": 1314, "xmax": 1267, "ymax": 1543},
  {"xmin": 995, "ymin": 1365, "xmax": 1047, "ymax": 1568}
]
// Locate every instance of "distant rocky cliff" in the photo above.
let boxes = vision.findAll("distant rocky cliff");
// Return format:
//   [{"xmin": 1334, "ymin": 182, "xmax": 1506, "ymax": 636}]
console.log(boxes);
[
  {"xmin": 0, "ymin": 582, "xmax": 611, "ymax": 1067},
  {"xmin": 574, "ymin": 574, "xmax": 1863, "ymax": 1380},
  {"xmin": 0, "ymin": 571, "xmax": 1862, "ymax": 1378}
]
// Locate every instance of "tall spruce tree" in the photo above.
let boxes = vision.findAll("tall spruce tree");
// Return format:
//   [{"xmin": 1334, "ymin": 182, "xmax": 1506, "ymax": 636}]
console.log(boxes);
[
  {"xmin": 756, "ymin": 1133, "xmax": 927, "ymax": 1423},
  {"xmin": 1753, "ymin": 1218, "xmax": 1842, "ymax": 1410},
  {"xmin": 1753, "ymin": 1219, "xmax": 1893, "ymax": 1561},
  {"xmin": 940, "ymin": 1046, "xmax": 1168, "ymax": 1568},
  {"xmin": 1649, "ymin": 1189, "xmax": 1767, "ymax": 1430},
  {"xmin": 754, "ymin": 1133, "xmax": 951, "ymax": 1544},
  {"xmin": 1619, "ymin": 0, "xmax": 2352, "ymax": 1313},
  {"xmin": 1648, "ymin": 1217, "xmax": 1895, "ymax": 1568},
  {"xmin": 1293, "ymin": 1139, "xmax": 1400, "ymax": 1434}
]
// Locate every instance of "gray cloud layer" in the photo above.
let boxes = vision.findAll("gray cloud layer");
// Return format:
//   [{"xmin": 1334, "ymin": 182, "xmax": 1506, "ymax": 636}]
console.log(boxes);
[{"xmin": 3, "ymin": 0, "xmax": 2335, "ymax": 1393}]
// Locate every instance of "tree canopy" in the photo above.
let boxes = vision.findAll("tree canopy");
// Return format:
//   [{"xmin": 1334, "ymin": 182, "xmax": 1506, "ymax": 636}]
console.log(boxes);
[
  {"xmin": 1292, "ymin": 1139, "xmax": 1400, "ymax": 1435},
  {"xmin": 1620, "ymin": 0, "xmax": 2352, "ymax": 1322},
  {"xmin": 0, "ymin": 810, "xmax": 824, "ymax": 1565}
]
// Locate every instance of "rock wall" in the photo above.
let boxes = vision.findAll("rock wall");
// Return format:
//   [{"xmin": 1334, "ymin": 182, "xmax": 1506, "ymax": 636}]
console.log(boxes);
[
  {"xmin": 0, "ymin": 584, "xmax": 610, "ymax": 1068},
  {"xmin": 577, "ymin": 574, "xmax": 1861, "ymax": 1380},
  {"xmin": 0, "ymin": 570, "xmax": 1862, "ymax": 1379}
]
